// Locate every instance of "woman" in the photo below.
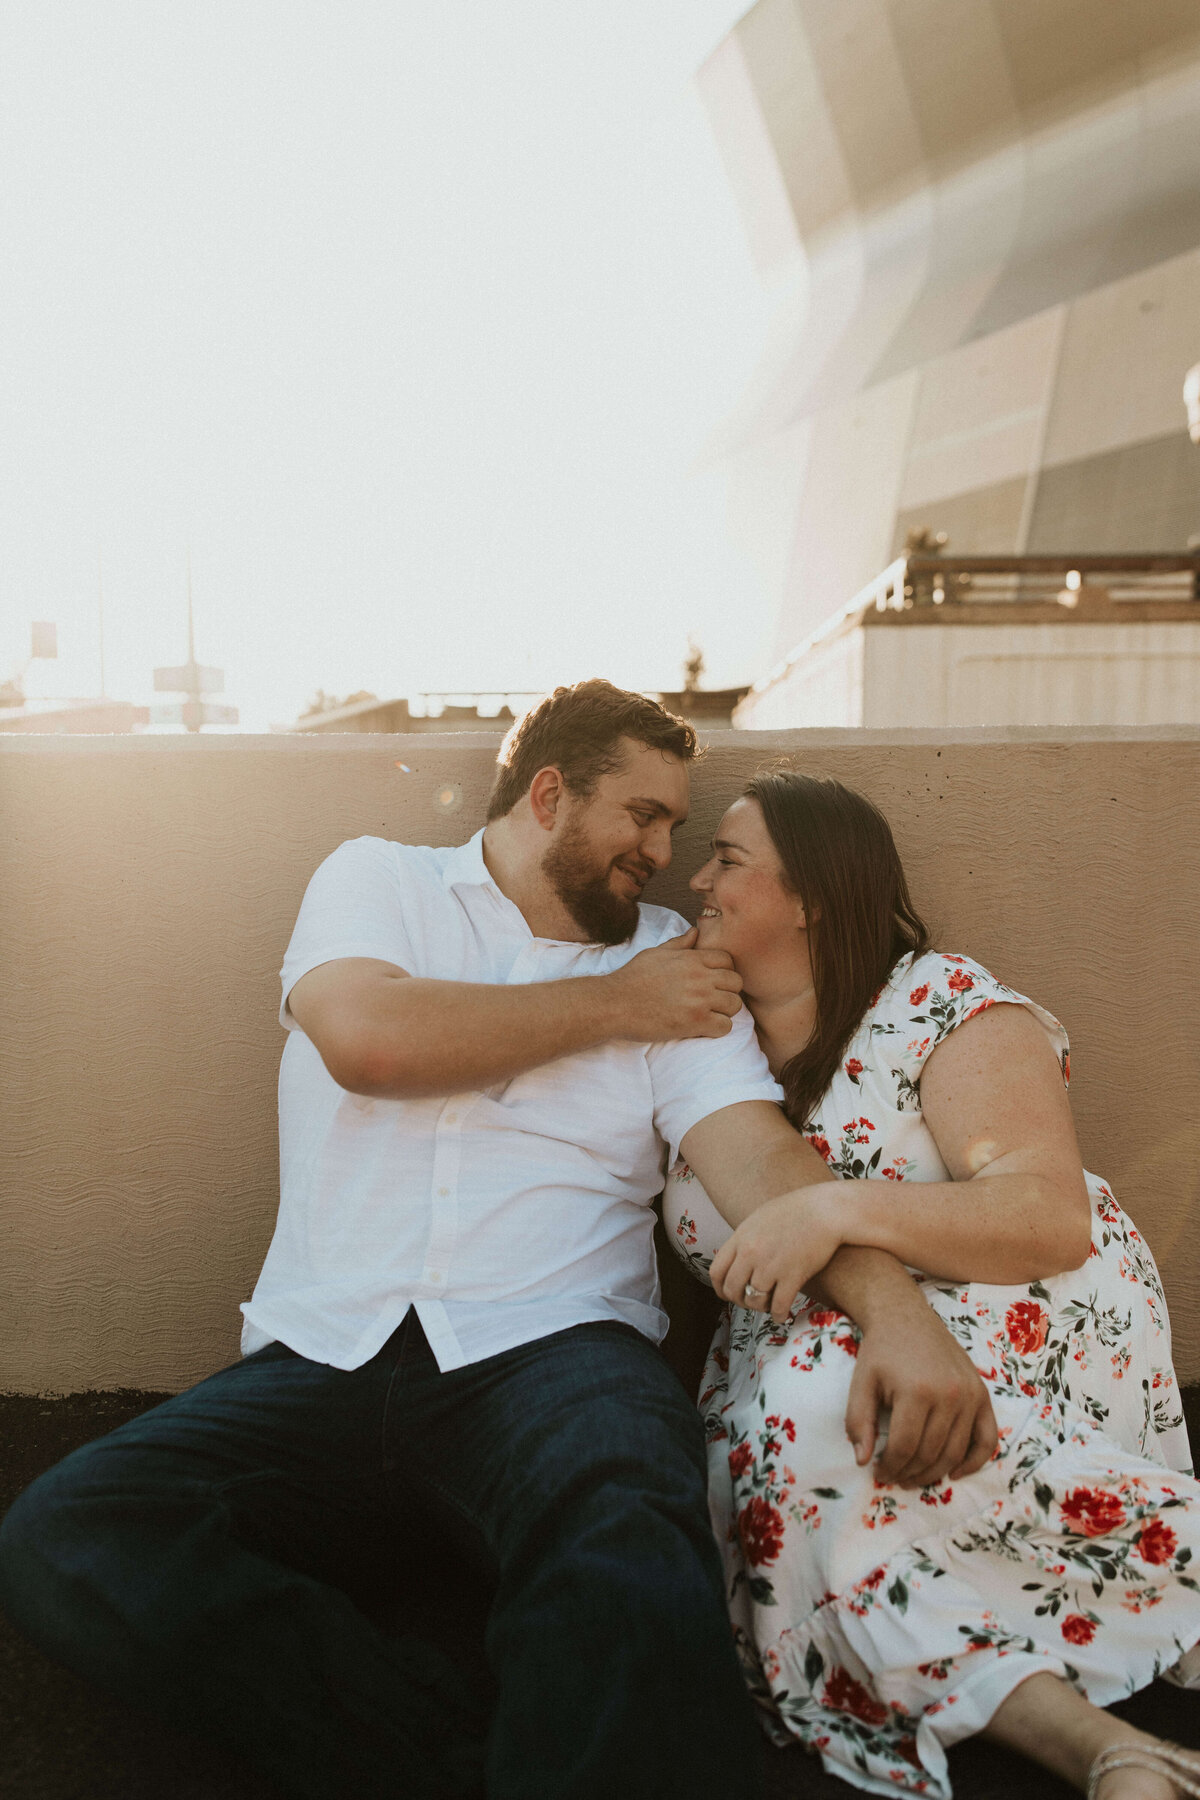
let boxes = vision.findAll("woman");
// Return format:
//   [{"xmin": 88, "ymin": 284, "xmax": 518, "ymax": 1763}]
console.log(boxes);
[{"xmin": 663, "ymin": 771, "xmax": 1199, "ymax": 1800}]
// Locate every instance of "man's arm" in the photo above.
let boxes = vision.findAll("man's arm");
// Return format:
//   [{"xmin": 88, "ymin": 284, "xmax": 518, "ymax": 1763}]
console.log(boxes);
[
  {"xmin": 680, "ymin": 1102, "xmax": 997, "ymax": 1487},
  {"xmin": 286, "ymin": 932, "xmax": 743, "ymax": 1099}
]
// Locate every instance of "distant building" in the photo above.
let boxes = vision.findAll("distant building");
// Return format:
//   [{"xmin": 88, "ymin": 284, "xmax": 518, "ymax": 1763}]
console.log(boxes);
[
  {"xmin": 0, "ymin": 696, "xmax": 150, "ymax": 734},
  {"xmin": 735, "ymin": 553, "xmax": 1200, "ymax": 730},
  {"xmin": 286, "ymin": 695, "xmax": 522, "ymax": 734},
  {"xmin": 288, "ymin": 687, "xmax": 750, "ymax": 736},
  {"xmin": 657, "ymin": 685, "xmax": 750, "ymax": 729},
  {"xmin": 698, "ymin": 0, "xmax": 1200, "ymax": 690}
]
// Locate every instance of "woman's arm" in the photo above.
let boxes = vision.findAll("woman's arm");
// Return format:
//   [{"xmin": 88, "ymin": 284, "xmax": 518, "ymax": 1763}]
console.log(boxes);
[
  {"xmin": 710, "ymin": 1003, "xmax": 1094, "ymax": 1310},
  {"xmin": 681, "ymin": 1101, "xmax": 998, "ymax": 1486},
  {"xmin": 853, "ymin": 999, "xmax": 1093, "ymax": 1277}
]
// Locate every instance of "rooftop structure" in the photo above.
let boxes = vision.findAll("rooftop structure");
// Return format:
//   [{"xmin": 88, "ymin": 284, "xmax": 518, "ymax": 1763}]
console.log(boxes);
[
  {"xmin": 287, "ymin": 694, "xmax": 525, "ymax": 734},
  {"xmin": 656, "ymin": 684, "xmax": 750, "ymax": 728},
  {"xmin": 698, "ymin": 0, "xmax": 1200, "ymax": 671},
  {"xmin": 0, "ymin": 695, "xmax": 150, "ymax": 734},
  {"xmin": 735, "ymin": 551, "xmax": 1200, "ymax": 729},
  {"xmin": 287, "ymin": 688, "xmax": 750, "ymax": 734}
]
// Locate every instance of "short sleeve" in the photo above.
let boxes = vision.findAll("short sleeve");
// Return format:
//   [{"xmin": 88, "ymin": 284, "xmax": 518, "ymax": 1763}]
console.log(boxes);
[
  {"xmin": 279, "ymin": 837, "xmax": 420, "ymax": 1030},
  {"xmin": 887, "ymin": 950, "xmax": 1070, "ymax": 1091},
  {"xmin": 647, "ymin": 1003, "xmax": 785, "ymax": 1165}
]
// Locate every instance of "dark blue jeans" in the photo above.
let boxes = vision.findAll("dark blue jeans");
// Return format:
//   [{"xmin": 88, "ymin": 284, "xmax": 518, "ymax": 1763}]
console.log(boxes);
[{"xmin": 0, "ymin": 1314, "xmax": 763, "ymax": 1799}]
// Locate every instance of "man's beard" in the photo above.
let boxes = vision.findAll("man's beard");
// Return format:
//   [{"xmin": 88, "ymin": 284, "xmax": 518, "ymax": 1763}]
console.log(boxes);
[{"xmin": 543, "ymin": 815, "xmax": 651, "ymax": 946}]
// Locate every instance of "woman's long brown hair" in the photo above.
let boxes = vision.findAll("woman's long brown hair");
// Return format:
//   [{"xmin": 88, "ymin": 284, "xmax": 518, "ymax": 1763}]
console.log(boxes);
[{"xmin": 745, "ymin": 771, "xmax": 931, "ymax": 1129}]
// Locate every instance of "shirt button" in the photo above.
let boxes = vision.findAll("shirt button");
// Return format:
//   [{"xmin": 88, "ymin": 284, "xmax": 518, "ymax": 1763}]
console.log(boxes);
[
  {"xmin": 436, "ymin": 1186, "xmax": 449, "ymax": 1198},
  {"xmin": 428, "ymin": 1270, "xmax": 445, "ymax": 1285},
  {"xmin": 444, "ymin": 1112, "xmax": 457, "ymax": 1126}
]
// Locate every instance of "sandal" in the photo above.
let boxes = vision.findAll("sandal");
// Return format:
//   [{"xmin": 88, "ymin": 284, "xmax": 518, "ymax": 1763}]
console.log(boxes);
[{"xmin": 1088, "ymin": 1742, "xmax": 1200, "ymax": 1800}]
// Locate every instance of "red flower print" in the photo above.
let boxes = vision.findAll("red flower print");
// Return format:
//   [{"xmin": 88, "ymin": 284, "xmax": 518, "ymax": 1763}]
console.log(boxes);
[
  {"xmin": 823, "ymin": 1666, "xmax": 889, "ymax": 1727},
  {"xmin": 845, "ymin": 1057, "xmax": 864, "ymax": 1081},
  {"xmin": 737, "ymin": 1495, "xmax": 786, "ymax": 1567},
  {"xmin": 806, "ymin": 1134, "xmax": 832, "ymax": 1161},
  {"xmin": 909, "ymin": 983, "xmax": 930, "ymax": 1005},
  {"xmin": 964, "ymin": 999, "xmax": 996, "ymax": 1022},
  {"xmin": 1005, "ymin": 1300, "xmax": 1048, "ymax": 1356},
  {"xmin": 727, "ymin": 1443, "xmax": 753, "ymax": 1480},
  {"xmin": 947, "ymin": 969, "xmax": 974, "ymax": 994},
  {"xmin": 1060, "ymin": 1614, "xmax": 1097, "ymax": 1646},
  {"xmin": 1135, "ymin": 1520, "xmax": 1178, "ymax": 1565},
  {"xmin": 809, "ymin": 1309, "xmax": 843, "ymax": 1328},
  {"xmin": 1060, "ymin": 1487, "xmax": 1126, "ymax": 1537}
]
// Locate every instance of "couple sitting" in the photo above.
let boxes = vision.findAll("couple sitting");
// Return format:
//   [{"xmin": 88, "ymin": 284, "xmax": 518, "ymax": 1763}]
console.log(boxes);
[{"xmin": 1, "ymin": 679, "xmax": 1197, "ymax": 1800}]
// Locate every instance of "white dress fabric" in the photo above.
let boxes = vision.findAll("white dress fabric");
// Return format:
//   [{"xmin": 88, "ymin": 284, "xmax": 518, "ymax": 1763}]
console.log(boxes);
[{"xmin": 662, "ymin": 950, "xmax": 1200, "ymax": 1799}]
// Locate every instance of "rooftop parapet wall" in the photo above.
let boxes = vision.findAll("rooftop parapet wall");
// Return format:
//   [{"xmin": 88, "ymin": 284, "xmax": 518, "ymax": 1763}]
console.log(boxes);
[{"xmin": 2, "ymin": 730, "xmax": 1198, "ymax": 1392}]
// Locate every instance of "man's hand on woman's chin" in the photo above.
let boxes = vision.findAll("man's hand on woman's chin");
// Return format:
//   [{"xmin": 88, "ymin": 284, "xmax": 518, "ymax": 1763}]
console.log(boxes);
[{"xmin": 845, "ymin": 1296, "xmax": 999, "ymax": 1490}]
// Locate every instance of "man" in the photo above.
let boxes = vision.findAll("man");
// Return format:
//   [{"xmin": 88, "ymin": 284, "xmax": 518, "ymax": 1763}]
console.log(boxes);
[{"xmin": 0, "ymin": 680, "xmax": 992, "ymax": 1799}]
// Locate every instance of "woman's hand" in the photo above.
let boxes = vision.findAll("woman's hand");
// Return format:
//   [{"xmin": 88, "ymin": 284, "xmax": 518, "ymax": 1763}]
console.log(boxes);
[{"xmin": 710, "ymin": 1185, "xmax": 845, "ymax": 1321}]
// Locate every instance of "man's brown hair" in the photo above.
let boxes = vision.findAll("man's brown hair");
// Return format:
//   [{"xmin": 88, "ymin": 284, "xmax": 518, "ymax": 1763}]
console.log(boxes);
[{"xmin": 486, "ymin": 679, "xmax": 698, "ymax": 820}]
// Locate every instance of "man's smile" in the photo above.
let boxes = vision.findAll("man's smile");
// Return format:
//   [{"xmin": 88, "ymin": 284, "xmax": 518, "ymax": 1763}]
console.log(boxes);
[{"xmin": 614, "ymin": 859, "xmax": 652, "ymax": 892}]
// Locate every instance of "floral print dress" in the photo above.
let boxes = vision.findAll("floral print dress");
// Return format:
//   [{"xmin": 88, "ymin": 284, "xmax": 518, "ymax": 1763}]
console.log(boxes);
[{"xmin": 662, "ymin": 951, "xmax": 1200, "ymax": 1799}]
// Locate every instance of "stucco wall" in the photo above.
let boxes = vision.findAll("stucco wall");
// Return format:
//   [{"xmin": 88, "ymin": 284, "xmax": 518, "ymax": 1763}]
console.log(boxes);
[{"xmin": 3, "ymin": 729, "xmax": 1197, "ymax": 1392}]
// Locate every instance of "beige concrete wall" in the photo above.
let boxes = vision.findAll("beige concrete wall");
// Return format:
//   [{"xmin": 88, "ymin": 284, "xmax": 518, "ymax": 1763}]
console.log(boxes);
[{"xmin": 3, "ymin": 731, "xmax": 1198, "ymax": 1392}]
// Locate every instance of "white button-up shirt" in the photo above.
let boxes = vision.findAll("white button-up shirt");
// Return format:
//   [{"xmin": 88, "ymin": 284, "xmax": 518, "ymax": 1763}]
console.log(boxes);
[{"xmin": 241, "ymin": 830, "xmax": 783, "ymax": 1372}]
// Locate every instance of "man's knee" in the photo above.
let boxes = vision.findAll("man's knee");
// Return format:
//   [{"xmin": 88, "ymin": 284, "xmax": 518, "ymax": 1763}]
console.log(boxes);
[
  {"xmin": 0, "ymin": 1459, "xmax": 89, "ymax": 1639},
  {"xmin": 0, "ymin": 1429, "xmax": 177, "ymax": 1627}
]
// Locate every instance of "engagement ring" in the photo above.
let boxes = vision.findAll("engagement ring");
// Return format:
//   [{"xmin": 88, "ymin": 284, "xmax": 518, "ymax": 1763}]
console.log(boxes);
[{"xmin": 743, "ymin": 1283, "xmax": 765, "ymax": 1301}]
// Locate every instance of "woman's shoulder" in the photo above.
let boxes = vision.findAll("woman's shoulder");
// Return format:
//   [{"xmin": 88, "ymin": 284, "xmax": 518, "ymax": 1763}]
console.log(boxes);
[
  {"xmin": 870, "ymin": 949, "xmax": 1069, "ymax": 1084},
  {"xmin": 884, "ymin": 948, "xmax": 1019, "ymax": 1013}
]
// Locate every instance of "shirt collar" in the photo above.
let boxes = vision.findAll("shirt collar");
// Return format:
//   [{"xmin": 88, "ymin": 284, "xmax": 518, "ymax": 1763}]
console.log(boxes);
[
  {"xmin": 441, "ymin": 826, "xmax": 617, "ymax": 955},
  {"xmin": 441, "ymin": 827, "xmax": 497, "ymax": 893}
]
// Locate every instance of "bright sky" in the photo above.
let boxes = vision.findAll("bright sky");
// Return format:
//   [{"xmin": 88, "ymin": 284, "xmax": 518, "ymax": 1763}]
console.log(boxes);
[{"xmin": 0, "ymin": 1, "xmax": 772, "ymax": 730}]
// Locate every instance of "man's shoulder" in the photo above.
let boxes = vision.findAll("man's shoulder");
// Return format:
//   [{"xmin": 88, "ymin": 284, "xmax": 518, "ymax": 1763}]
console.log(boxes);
[
  {"xmin": 631, "ymin": 902, "xmax": 691, "ymax": 949},
  {"xmin": 323, "ymin": 835, "xmax": 448, "ymax": 881}
]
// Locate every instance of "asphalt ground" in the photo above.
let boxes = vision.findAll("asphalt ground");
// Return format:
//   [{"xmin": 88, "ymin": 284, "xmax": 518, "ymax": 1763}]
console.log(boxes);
[{"xmin": 1, "ymin": 1387, "xmax": 1197, "ymax": 1800}]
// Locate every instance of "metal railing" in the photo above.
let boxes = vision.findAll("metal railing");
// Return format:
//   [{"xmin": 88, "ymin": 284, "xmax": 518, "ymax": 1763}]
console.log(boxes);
[
  {"xmin": 744, "ymin": 551, "xmax": 1200, "ymax": 704},
  {"xmin": 898, "ymin": 552, "xmax": 1200, "ymax": 608}
]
